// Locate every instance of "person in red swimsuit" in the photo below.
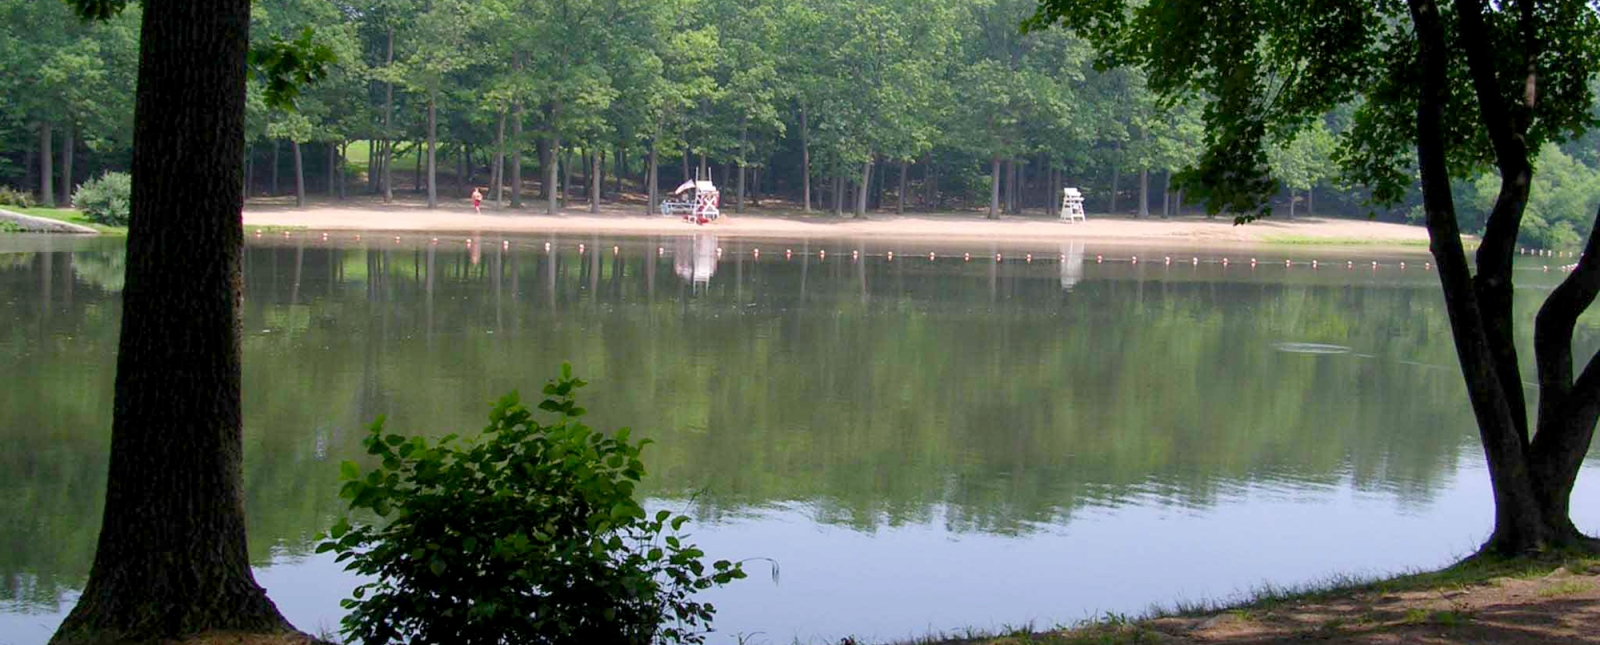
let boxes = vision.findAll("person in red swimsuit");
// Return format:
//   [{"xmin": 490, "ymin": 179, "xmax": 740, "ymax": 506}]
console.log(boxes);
[{"xmin": 471, "ymin": 187, "xmax": 483, "ymax": 214}]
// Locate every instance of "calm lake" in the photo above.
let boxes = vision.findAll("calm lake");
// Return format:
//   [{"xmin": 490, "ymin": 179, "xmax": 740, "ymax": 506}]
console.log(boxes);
[{"xmin": 3, "ymin": 231, "xmax": 1598, "ymax": 645}]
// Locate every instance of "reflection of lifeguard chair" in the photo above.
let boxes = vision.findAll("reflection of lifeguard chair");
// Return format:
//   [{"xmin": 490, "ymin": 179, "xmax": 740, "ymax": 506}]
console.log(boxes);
[
  {"xmin": 663, "ymin": 170, "xmax": 721, "ymax": 225},
  {"xmin": 1061, "ymin": 187, "xmax": 1086, "ymax": 222}
]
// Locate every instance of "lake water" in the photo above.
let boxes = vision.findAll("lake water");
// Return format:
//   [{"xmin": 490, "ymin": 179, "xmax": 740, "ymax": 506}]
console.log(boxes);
[{"xmin": 3, "ymin": 231, "xmax": 1598, "ymax": 645}]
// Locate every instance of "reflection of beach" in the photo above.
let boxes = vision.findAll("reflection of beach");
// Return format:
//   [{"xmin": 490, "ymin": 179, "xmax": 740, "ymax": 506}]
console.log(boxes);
[
  {"xmin": 673, "ymin": 234, "xmax": 718, "ymax": 286},
  {"xmin": 242, "ymin": 200, "xmax": 1443, "ymax": 247},
  {"xmin": 1060, "ymin": 241, "xmax": 1084, "ymax": 291}
]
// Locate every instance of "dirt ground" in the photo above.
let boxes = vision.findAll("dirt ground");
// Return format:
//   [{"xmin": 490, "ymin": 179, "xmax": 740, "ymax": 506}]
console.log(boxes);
[
  {"xmin": 968, "ymin": 563, "xmax": 1600, "ymax": 645},
  {"xmin": 242, "ymin": 195, "xmax": 1437, "ymax": 247}
]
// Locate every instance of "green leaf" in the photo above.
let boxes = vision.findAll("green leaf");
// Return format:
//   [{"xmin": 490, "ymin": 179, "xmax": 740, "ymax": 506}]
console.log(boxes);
[{"xmin": 339, "ymin": 461, "xmax": 360, "ymax": 481}]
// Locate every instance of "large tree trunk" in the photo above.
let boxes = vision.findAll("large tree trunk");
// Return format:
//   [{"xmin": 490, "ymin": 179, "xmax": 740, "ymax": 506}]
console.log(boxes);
[
  {"xmin": 382, "ymin": 26, "xmax": 395, "ymax": 203},
  {"xmin": 291, "ymin": 140, "xmax": 305, "ymax": 208},
  {"xmin": 40, "ymin": 121, "xmax": 54, "ymax": 207},
  {"xmin": 48, "ymin": 1, "xmax": 297, "ymax": 641},
  {"xmin": 1409, "ymin": 0, "xmax": 1584, "ymax": 555},
  {"xmin": 854, "ymin": 159, "xmax": 871, "ymax": 219},
  {"xmin": 1307, "ymin": 188, "xmax": 1314, "ymax": 216},
  {"xmin": 60, "ymin": 123, "xmax": 74, "ymax": 206},
  {"xmin": 988, "ymin": 157, "xmax": 1000, "ymax": 220},
  {"xmin": 1288, "ymin": 188, "xmax": 1296, "ymax": 219},
  {"xmin": 426, "ymin": 94, "xmax": 437, "ymax": 208},
  {"xmin": 800, "ymin": 108, "xmax": 812, "ymax": 212}
]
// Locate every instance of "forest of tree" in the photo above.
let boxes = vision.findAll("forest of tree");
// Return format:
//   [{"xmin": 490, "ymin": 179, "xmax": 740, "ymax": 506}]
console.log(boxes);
[{"xmin": 5, "ymin": 0, "xmax": 1597, "ymax": 244}]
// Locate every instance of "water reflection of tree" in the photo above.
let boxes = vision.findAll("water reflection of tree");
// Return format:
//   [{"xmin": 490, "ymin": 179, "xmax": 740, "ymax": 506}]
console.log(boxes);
[{"xmin": 3, "ymin": 241, "xmax": 1596, "ymax": 609}]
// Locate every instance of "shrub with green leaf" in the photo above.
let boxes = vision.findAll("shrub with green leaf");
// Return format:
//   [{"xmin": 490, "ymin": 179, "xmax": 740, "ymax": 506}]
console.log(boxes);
[
  {"xmin": 318, "ymin": 364, "xmax": 745, "ymax": 645},
  {"xmin": 0, "ymin": 186, "xmax": 36, "ymax": 209},
  {"xmin": 72, "ymin": 172, "xmax": 131, "ymax": 226}
]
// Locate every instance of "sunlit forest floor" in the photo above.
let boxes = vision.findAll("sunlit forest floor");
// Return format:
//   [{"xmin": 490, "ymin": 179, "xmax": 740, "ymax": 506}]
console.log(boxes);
[
  {"xmin": 242, "ymin": 193, "xmax": 1440, "ymax": 247},
  {"xmin": 907, "ymin": 554, "xmax": 1600, "ymax": 645}
]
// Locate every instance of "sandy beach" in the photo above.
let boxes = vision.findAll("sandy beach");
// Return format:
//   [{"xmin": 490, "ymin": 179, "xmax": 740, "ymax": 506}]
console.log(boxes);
[{"xmin": 243, "ymin": 197, "xmax": 1440, "ymax": 247}]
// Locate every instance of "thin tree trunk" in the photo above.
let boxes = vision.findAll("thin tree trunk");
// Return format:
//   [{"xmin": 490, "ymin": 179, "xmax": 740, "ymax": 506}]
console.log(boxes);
[
  {"xmin": 832, "ymin": 173, "xmax": 843, "ymax": 217},
  {"xmin": 271, "ymin": 139, "xmax": 280, "ymax": 196},
  {"xmin": 492, "ymin": 110, "xmax": 506, "ymax": 205},
  {"xmin": 1307, "ymin": 188, "xmax": 1314, "ymax": 216},
  {"xmin": 1288, "ymin": 189, "xmax": 1296, "ymax": 219},
  {"xmin": 682, "ymin": 147, "xmax": 690, "ymax": 182},
  {"xmin": 413, "ymin": 140, "xmax": 422, "ymax": 193},
  {"xmin": 615, "ymin": 145, "xmax": 624, "ymax": 196},
  {"xmin": 925, "ymin": 157, "xmax": 937, "ymax": 210},
  {"xmin": 426, "ymin": 94, "xmax": 437, "ymax": 208},
  {"xmin": 547, "ymin": 135, "xmax": 561, "ymax": 215},
  {"xmin": 382, "ymin": 26, "xmax": 394, "ymax": 203},
  {"xmin": 513, "ymin": 106, "xmax": 526, "ymax": 208},
  {"xmin": 40, "ymin": 121, "xmax": 54, "ymax": 206},
  {"xmin": 736, "ymin": 122, "xmax": 747, "ymax": 214},
  {"xmin": 1002, "ymin": 159, "xmax": 1013, "ymax": 214},
  {"xmin": 292, "ymin": 140, "xmax": 305, "ymax": 208},
  {"xmin": 47, "ymin": 1, "xmax": 298, "ymax": 641},
  {"xmin": 243, "ymin": 144, "xmax": 252, "ymax": 197},
  {"xmin": 590, "ymin": 147, "xmax": 601, "ymax": 213},
  {"xmin": 1175, "ymin": 187, "xmax": 1184, "ymax": 217},
  {"xmin": 1137, "ymin": 168, "xmax": 1149, "ymax": 218},
  {"xmin": 60, "ymin": 123, "xmax": 74, "ymax": 206},
  {"xmin": 988, "ymin": 157, "xmax": 1000, "ymax": 220},
  {"xmin": 800, "ymin": 108, "xmax": 812, "ymax": 212},
  {"xmin": 855, "ymin": 159, "xmax": 871, "ymax": 219},
  {"xmin": 456, "ymin": 142, "xmax": 466, "ymax": 196},
  {"xmin": 338, "ymin": 143, "xmax": 347, "ymax": 200},
  {"xmin": 1109, "ymin": 166, "xmax": 1120, "ymax": 214},
  {"xmin": 647, "ymin": 139, "xmax": 658, "ymax": 215},
  {"xmin": 326, "ymin": 141, "xmax": 336, "ymax": 197},
  {"xmin": 897, "ymin": 160, "xmax": 907, "ymax": 214},
  {"xmin": 562, "ymin": 148, "xmax": 572, "ymax": 207},
  {"xmin": 1161, "ymin": 172, "xmax": 1172, "ymax": 219}
]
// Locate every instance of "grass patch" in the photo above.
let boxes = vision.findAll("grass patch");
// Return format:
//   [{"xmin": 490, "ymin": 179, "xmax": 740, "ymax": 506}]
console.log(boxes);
[
  {"xmin": 9, "ymin": 206, "xmax": 126, "ymax": 234},
  {"xmin": 247, "ymin": 225, "xmax": 311, "ymax": 235},
  {"xmin": 1260, "ymin": 235, "xmax": 1432, "ymax": 247},
  {"xmin": 0, "ymin": 221, "xmax": 22, "ymax": 233},
  {"xmin": 1536, "ymin": 579, "xmax": 1593, "ymax": 597}
]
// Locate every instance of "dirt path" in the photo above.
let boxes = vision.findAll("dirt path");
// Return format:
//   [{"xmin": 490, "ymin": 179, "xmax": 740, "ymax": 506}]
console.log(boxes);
[
  {"xmin": 243, "ymin": 197, "xmax": 1437, "ymax": 247},
  {"xmin": 979, "ymin": 563, "xmax": 1600, "ymax": 645}
]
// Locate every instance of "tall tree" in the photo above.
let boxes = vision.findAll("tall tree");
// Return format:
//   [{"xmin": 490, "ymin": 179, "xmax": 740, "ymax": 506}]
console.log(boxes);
[
  {"xmin": 1030, "ymin": 0, "xmax": 1600, "ymax": 554},
  {"xmin": 48, "ymin": 1, "xmax": 331, "ymax": 642}
]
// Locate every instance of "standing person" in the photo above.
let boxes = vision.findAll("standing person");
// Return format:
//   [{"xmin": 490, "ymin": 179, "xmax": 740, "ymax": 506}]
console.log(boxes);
[{"xmin": 471, "ymin": 187, "xmax": 483, "ymax": 214}]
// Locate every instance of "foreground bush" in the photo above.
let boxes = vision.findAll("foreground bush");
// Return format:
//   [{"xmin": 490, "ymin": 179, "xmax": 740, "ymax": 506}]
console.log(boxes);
[
  {"xmin": 318, "ymin": 364, "xmax": 744, "ymax": 645},
  {"xmin": 72, "ymin": 172, "xmax": 131, "ymax": 226},
  {"xmin": 0, "ymin": 186, "xmax": 36, "ymax": 209}
]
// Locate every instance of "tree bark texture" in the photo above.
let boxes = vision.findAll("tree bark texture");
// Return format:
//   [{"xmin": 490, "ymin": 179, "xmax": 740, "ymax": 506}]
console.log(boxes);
[
  {"xmin": 49, "ymin": 1, "xmax": 295, "ymax": 641},
  {"xmin": 854, "ymin": 159, "xmax": 871, "ymax": 219},
  {"xmin": 61, "ymin": 123, "xmax": 75, "ymax": 206},
  {"xmin": 800, "ymin": 108, "xmax": 812, "ymax": 212},
  {"xmin": 988, "ymin": 157, "xmax": 1000, "ymax": 220},
  {"xmin": 590, "ymin": 148, "xmax": 600, "ymax": 213},
  {"xmin": 426, "ymin": 95, "xmax": 437, "ymax": 208},
  {"xmin": 647, "ymin": 141, "xmax": 658, "ymax": 215},
  {"xmin": 382, "ymin": 26, "xmax": 395, "ymax": 203},
  {"xmin": 292, "ymin": 140, "xmax": 305, "ymax": 208},
  {"xmin": 1409, "ymin": 0, "xmax": 1597, "ymax": 555},
  {"xmin": 40, "ymin": 121, "xmax": 54, "ymax": 207},
  {"xmin": 1138, "ymin": 168, "xmax": 1149, "ymax": 218},
  {"xmin": 547, "ymin": 135, "xmax": 561, "ymax": 215},
  {"xmin": 897, "ymin": 161, "xmax": 907, "ymax": 214}
]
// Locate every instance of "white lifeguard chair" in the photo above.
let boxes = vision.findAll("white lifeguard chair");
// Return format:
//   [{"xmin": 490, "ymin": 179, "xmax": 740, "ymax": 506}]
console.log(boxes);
[
  {"xmin": 663, "ymin": 170, "xmax": 721, "ymax": 225},
  {"xmin": 1061, "ymin": 187, "xmax": 1086, "ymax": 223}
]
